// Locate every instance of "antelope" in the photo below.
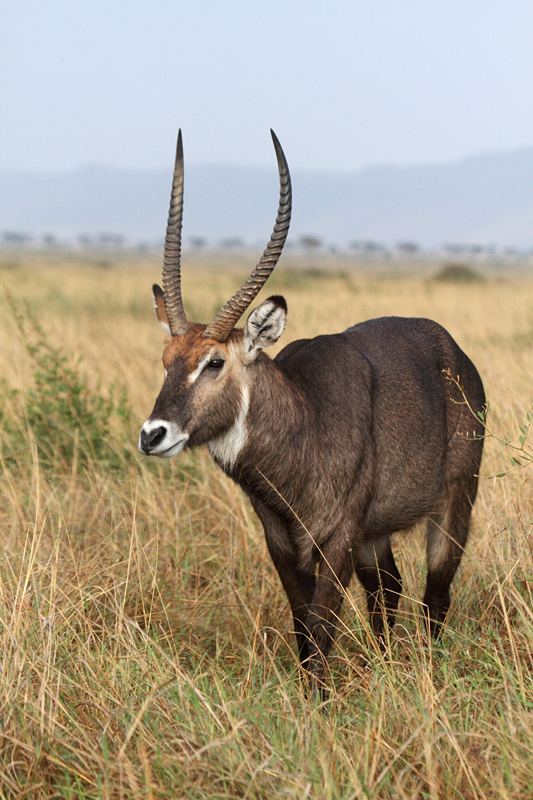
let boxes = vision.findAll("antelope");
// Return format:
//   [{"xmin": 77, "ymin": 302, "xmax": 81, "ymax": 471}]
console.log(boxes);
[{"xmin": 139, "ymin": 130, "xmax": 485, "ymax": 692}]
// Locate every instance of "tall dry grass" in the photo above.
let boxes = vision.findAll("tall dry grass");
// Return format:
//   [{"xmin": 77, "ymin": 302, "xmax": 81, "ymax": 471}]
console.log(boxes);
[{"xmin": 1, "ymin": 254, "xmax": 533, "ymax": 798}]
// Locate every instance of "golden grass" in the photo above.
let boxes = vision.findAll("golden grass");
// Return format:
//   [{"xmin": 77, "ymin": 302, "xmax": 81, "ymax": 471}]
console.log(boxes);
[{"xmin": 1, "ymin": 254, "xmax": 533, "ymax": 798}]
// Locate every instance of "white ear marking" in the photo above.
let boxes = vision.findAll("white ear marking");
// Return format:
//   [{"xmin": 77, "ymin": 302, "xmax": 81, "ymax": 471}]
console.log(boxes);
[
  {"xmin": 243, "ymin": 297, "xmax": 287, "ymax": 364},
  {"xmin": 153, "ymin": 284, "xmax": 171, "ymax": 334}
]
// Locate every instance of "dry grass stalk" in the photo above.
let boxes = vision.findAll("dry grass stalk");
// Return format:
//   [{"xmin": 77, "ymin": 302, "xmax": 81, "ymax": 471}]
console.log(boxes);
[{"xmin": 0, "ymin": 256, "xmax": 532, "ymax": 798}]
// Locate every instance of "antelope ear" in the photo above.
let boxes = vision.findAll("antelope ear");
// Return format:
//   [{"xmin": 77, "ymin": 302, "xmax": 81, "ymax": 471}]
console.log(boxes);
[
  {"xmin": 243, "ymin": 295, "xmax": 287, "ymax": 364},
  {"xmin": 153, "ymin": 284, "xmax": 171, "ymax": 335}
]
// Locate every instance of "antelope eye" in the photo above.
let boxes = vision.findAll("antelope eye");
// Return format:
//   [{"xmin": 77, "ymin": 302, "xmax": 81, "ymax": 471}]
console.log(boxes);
[{"xmin": 207, "ymin": 358, "xmax": 225, "ymax": 370}]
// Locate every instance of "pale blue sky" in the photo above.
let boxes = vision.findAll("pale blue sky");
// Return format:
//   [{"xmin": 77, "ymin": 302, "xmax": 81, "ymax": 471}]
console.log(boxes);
[{"xmin": 2, "ymin": 1, "xmax": 533, "ymax": 173}]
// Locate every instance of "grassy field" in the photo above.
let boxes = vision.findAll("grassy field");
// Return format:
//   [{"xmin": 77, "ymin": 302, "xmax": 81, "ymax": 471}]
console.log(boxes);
[{"xmin": 1, "ymin": 253, "xmax": 533, "ymax": 799}]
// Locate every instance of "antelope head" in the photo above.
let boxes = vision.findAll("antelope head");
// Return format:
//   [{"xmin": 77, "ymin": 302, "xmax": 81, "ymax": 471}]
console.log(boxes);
[{"xmin": 139, "ymin": 130, "xmax": 291, "ymax": 464}]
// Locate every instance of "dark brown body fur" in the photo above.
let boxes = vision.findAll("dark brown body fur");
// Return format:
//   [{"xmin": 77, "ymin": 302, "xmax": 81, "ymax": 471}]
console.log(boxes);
[{"xmin": 215, "ymin": 316, "xmax": 485, "ymax": 685}]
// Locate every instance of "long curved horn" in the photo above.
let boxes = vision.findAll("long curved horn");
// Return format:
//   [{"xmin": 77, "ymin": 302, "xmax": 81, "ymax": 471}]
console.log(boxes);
[
  {"xmin": 162, "ymin": 130, "xmax": 190, "ymax": 336},
  {"xmin": 202, "ymin": 130, "xmax": 291, "ymax": 342}
]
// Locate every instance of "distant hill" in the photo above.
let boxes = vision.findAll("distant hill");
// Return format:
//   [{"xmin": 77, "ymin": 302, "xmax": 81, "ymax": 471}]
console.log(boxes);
[{"xmin": 2, "ymin": 148, "xmax": 533, "ymax": 248}]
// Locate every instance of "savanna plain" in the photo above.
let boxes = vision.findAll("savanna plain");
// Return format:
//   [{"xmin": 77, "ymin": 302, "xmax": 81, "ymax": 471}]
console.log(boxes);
[{"xmin": 1, "ymin": 252, "xmax": 533, "ymax": 799}]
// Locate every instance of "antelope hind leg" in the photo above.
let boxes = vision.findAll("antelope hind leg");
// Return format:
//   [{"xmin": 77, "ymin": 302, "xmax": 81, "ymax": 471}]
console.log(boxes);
[
  {"xmin": 424, "ymin": 475, "xmax": 478, "ymax": 637},
  {"xmin": 355, "ymin": 535, "xmax": 403, "ymax": 642}
]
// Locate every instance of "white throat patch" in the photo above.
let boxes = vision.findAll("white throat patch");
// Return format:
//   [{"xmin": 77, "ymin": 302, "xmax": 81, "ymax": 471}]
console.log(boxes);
[{"xmin": 208, "ymin": 385, "xmax": 249, "ymax": 470}]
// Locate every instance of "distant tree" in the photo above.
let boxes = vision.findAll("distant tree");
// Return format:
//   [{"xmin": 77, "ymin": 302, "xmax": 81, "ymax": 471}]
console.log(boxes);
[
  {"xmin": 220, "ymin": 237, "xmax": 244, "ymax": 249},
  {"xmin": 2, "ymin": 231, "xmax": 32, "ymax": 245},
  {"xmin": 443, "ymin": 243, "xmax": 466, "ymax": 254},
  {"xmin": 98, "ymin": 232, "xmax": 124, "ymax": 249},
  {"xmin": 397, "ymin": 241, "xmax": 419, "ymax": 253},
  {"xmin": 189, "ymin": 236, "xmax": 207, "ymax": 249},
  {"xmin": 299, "ymin": 234, "xmax": 322, "ymax": 250},
  {"xmin": 78, "ymin": 234, "xmax": 93, "ymax": 248},
  {"xmin": 350, "ymin": 239, "xmax": 387, "ymax": 255},
  {"xmin": 363, "ymin": 240, "xmax": 385, "ymax": 252},
  {"xmin": 42, "ymin": 233, "xmax": 57, "ymax": 247}
]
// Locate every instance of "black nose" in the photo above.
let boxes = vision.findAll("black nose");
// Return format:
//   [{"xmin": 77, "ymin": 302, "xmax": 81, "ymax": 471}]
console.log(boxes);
[{"xmin": 140, "ymin": 425, "xmax": 167, "ymax": 452}]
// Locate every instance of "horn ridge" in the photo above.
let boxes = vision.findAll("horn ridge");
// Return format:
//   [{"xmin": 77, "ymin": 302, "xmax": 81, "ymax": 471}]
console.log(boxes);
[
  {"xmin": 162, "ymin": 129, "xmax": 191, "ymax": 336},
  {"xmin": 202, "ymin": 129, "xmax": 292, "ymax": 342}
]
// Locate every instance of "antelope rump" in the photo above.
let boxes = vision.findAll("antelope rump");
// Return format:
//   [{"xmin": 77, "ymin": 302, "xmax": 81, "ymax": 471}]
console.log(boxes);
[{"xmin": 139, "ymin": 130, "xmax": 485, "ymax": 693}]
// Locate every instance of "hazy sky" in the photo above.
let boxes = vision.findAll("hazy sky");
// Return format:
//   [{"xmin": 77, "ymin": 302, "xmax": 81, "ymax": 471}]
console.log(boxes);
[{"xmin": 2, "ymin": 1, "xmax": 533, "ymax": 174}]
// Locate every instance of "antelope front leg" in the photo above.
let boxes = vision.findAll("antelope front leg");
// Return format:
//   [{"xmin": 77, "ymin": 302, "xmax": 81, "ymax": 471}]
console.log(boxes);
[
  {"xmin": 305, "ymin": 533, "xmax": 356, "ymax": 697},
  {"xmin": 266, "ymin": 545, "xmax": 316, "ymax": 667},
  {"xmin": 251, "ymin": 499, "xmax": 316, "ymax": 668}
]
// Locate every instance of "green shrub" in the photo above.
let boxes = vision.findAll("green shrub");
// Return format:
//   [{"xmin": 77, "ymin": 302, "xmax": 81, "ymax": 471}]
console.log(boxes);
[
  {"xmin": 433, "ymin": 262, "xmax": 485, "ymax": 283},
  {"xmin": 1, "ymin": 296, "xmax": 132, "ymax": 473}
]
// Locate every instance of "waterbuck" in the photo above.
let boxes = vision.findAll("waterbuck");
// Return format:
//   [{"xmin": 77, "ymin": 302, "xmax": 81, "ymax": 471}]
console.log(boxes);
[{"xmin": 139, "ymin": 130, "xmax": 485, "ymax": 690}]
